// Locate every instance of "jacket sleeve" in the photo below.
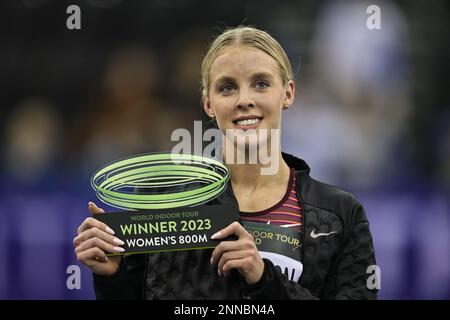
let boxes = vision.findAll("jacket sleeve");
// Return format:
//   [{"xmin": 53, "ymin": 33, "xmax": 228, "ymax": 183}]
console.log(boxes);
[
  {"xmin": 242, "ymin": 258, "xmax": 319, "ymax": 300},
  {"xmin": 243, "ymin": 202, "xmax": 378, "ymax": 300},
  {"xmin": 93, "ymin": 254, "xmax": 146, "ymax": 299},
  {"xmin": 324, "ymin": 202, "xmax": 378, "ymax": 299}
]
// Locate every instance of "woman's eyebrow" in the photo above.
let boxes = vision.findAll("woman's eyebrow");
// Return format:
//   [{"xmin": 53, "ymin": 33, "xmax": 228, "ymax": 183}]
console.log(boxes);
[
  {"xmin": 250, "ymin": 72, "xmax": 274, "ymax": 81},
  {"xmin": 214, "ymin": 75, "xmax": 235, "ymax": 85},
  {"xmin": 214, "ymin": 72, "xmax": 274, "ymax": 84}
]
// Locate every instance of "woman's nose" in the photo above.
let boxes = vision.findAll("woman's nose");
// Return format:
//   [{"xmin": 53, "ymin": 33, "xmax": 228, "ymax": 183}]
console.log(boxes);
[{"xmin": 236, "ymin": 89, "xmax": 255, "ymax": 109}]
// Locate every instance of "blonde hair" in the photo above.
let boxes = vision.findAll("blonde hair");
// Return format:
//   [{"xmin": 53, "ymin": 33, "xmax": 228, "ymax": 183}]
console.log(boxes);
[{"xmin": 201, "ymin": 26, "xmax": 293, "ymax": 102}]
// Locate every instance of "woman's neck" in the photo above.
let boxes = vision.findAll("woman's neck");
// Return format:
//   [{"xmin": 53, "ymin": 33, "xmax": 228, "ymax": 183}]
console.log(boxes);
[
  {"xmin": 221, "ymin": 133, "xmax": 290, "ymax": 190},
  {"xmin": 227, "ymin": 153, "xmax": 290, "ymax": 191}
]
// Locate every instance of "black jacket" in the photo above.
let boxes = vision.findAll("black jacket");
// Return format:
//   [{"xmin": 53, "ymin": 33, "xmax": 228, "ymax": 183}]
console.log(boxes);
[{"xmin": 93, "ymin": 152, "xmax": 377, "ymax": 299}]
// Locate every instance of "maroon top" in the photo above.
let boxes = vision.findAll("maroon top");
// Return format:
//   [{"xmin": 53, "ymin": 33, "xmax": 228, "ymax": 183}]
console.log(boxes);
[{"xmin": 239, "ymin": 168, "xmax": 303, "ymax": 233}]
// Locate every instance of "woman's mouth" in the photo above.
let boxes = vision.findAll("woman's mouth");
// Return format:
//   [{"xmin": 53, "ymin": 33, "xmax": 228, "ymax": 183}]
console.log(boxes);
[{"xmin": 233, "ymin": 117, "xmax": 263, "ymax": 129}]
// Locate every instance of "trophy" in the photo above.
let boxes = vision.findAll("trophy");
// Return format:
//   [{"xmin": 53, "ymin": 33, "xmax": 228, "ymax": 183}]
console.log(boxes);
[{"xmin": 90, "ymin": 152, "xmax": 238, "ymax": 255}]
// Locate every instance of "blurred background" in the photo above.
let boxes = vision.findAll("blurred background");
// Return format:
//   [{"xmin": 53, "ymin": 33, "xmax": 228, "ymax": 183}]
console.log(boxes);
[{"xmin": 0, "ymin": 0, "xmax": 449, "ymax": 299}]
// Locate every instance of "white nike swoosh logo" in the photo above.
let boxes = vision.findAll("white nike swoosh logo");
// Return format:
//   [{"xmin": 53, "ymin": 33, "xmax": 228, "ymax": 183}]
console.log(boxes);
[{"xmin": 310, "ymin": 229, "xmax": 338, "ymax": 239}]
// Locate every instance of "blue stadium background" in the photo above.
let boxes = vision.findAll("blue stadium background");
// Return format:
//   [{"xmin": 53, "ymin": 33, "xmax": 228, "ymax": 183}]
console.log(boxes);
[{"xmin": 0, "ymin": 0, "xmax": 449, "ymax": 299}]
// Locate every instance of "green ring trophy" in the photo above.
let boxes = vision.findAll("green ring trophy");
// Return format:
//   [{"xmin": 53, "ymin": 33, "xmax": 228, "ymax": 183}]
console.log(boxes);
[{"xmin": 90, "ymin": 153, "xmax": 238, "ymax": 255}]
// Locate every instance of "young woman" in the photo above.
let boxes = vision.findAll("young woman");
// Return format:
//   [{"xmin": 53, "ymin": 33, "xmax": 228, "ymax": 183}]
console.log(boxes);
[{"xmin": 73, "ymin": 26, "xmax": 377, "ymax": 299}]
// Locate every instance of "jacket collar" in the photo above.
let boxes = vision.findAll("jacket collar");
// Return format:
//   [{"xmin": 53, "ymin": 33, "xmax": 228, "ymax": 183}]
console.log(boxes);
[{"xmin": 282, "ymin": 152, "xmax": 310, "ymax": 174}]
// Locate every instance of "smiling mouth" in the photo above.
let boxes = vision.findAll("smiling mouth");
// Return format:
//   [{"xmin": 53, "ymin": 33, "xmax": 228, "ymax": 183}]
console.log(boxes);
[{"xmin": 233, "ymin": 117, "xmax": 263, "ymax": 127}]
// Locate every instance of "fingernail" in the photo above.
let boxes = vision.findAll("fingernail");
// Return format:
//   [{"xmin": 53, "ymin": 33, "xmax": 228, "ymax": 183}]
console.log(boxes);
[
  {"xmin": 113, "ymin": 238, "xmax": 125, "ymax": 246},
  {"xmin": 105, "ymin": 227, "xmax": 115, "ymax": 235},
  {"xmin": 210, "ymin": 256, "xmax": 214, "ymax": 265},
  {"xmin": 218, "ymin": 268, "xmax": 222, "ymax": 277},
  {"xmin": 211, "ymin": 232, "xmax": 222, "ymax": 240},
  {"xmin": 88, "ymin": 202, "xmax": 94, "ymax": 207},
  {"xmin": 113, "ymin": 246, "xmax": 125, "ymax": 253}
]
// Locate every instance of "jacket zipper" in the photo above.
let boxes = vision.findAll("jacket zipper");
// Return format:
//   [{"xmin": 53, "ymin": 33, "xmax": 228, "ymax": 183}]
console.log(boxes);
[{"xmin": 295, "ymin": 170, "xmax": 306, "ymax": 266}]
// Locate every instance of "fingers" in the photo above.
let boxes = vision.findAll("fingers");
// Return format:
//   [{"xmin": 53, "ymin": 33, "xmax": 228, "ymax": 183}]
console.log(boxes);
[
  {"xmin": 211, "ymin": 221, "xmax": 252, "ymax": 240},
  {"xmin": 77, "ymin": 202, "xmax": 114, "ymax": 235},
  {"xmin": 75, "ymin": 236, "xmax": 125, "ymax": 255},
  {"xmin": 210, "ymin": 221, "xmax": 254, "ymax": 266},
  {"xmin": 88, "ymin": 201, "xmax": 105, "ymax": 215},
  {"xmin": 73, "ymin": 226, "xmax": 124, "ymax": 250},
  {"xmin": 76, "ymin": 247, "xmax": 108, "ymax": 266},
  {"xmin": 74, "ymin": 201, "xmax": 124, "ymax": 262},
  {"xmin": 217, "ymin": 250, "xmax": 253, "ymax": 276},
  {"xmin": 221, "ymin": 258, "xmax": 250, "ymax": 276},
  {"xmin": 211, "ymin": 238, "xmax": 255, "ymax": 266},
  {"xmin": 209, "ymin": 221, "xmax": 263, "ymax": 282},
  {"xmin": 77, "ymin": 216, "xmax": 114, "ymax": 235},
  {"xmin": 217, "ymin": 251, "xmax": 265, "ymax": 284}
]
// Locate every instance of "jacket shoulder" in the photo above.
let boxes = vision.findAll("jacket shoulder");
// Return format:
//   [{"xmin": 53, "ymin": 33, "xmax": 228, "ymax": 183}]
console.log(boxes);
[
  {"xmin": 299, "ymin": 174, "xmax": 364, "ymax": 223},
  {"xmin": 284, "ymin": 151, "xmax": 361, "ymax": 218}
]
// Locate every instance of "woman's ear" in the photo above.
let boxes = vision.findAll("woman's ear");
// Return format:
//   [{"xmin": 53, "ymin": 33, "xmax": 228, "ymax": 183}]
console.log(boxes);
[
  {"xmin": 283, "ymin": 80, "xmax": 295, "ymax": 108},
  {"xmin": 203, "ymin": 93, "xmax": 214, "ymax": 118}
]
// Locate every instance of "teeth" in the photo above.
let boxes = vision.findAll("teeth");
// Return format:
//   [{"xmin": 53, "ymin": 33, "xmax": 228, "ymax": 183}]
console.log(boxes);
[{"xmin": 236, "ymin": 118, "xmax": 261, "ymax": 126}]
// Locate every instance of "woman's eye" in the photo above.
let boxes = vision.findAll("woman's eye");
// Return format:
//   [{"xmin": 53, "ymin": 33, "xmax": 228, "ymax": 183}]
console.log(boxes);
[
  {"xmin": 255, "ymin": 81, "xmax": 269, "ymax": 90},
  {"xmin": 220, "ymin": 84, "xmax": 235, "ymax": 94}
]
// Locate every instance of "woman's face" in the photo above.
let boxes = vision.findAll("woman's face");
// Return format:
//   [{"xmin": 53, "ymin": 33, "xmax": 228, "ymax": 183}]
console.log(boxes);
[{"xmin": 204, "ymin": 45, "xmax": 294, "ymax": 145}]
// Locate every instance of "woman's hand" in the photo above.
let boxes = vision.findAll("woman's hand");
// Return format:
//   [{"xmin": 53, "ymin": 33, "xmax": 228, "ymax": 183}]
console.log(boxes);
[
  {"xmin": 73, "ymin": 202, "xmax": 124, "ymax": 276},
  {"xmin": 210, "ymin": 221, "xmax": 265, "ymax": 285}
]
